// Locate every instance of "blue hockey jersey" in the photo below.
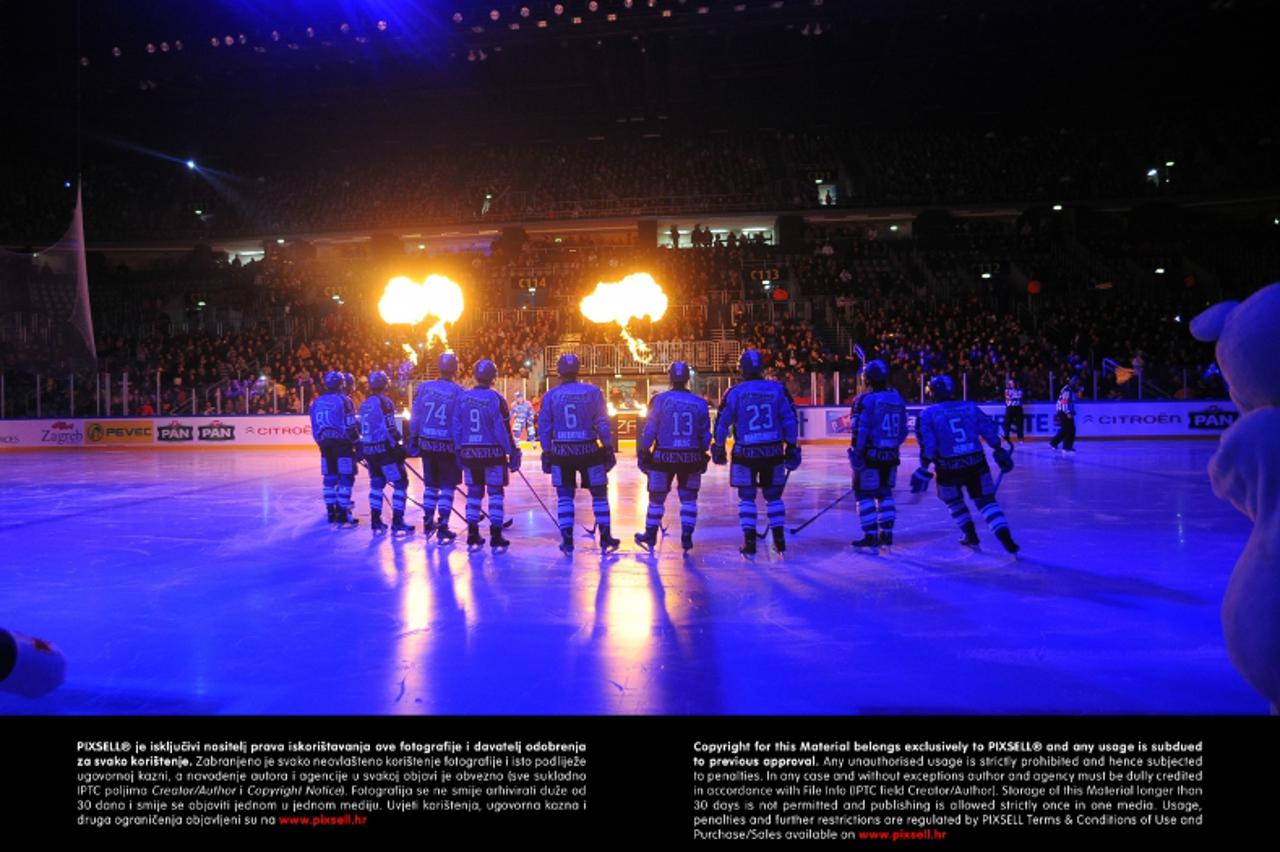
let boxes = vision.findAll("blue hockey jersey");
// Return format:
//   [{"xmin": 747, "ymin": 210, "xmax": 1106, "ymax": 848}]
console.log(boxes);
[
  {"xmin": 358, "ymin": 394, "xmax": 402, "ymax": 450},
  {"xmin": 410, "ymin": 379, "xmax": 462, "ymax": 451},
  {"xmin": 642, "ymin": 388, "xmax": 711, "ymax": 456},
  {"xmin": 917, "ymin": 400, "xmax": 1000, "ymax": 463},
  {"xmin": 851, "ymin": 388, "xmax": 908, "ymax": 461},
  {"xmin": 713, "ymin": 379, "xmax": 797, "ymax": 450},
  {"xmin": 538, "ymin": 381, "xmax": 612, "ymax": 453},
  {"xmin": 310, "ymin": 390, "xmax": 358, "ymax": 444},
  {"xmin": 452, "ymin": 387, "xmax": 514, "ymax": 460}
]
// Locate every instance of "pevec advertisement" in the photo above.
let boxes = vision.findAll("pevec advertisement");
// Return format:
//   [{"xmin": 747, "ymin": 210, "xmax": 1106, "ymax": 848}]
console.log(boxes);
[
  {"xmin": 802, "ymin": 401, "xmax": 1240, "ymax": 441},
  {"xmin": 85, "ymin": 420, "xmax": 154, "ymax": 444},
  {"xmin": 0, "ymin": 403, "xmax": 1240, "ymax": 450}
]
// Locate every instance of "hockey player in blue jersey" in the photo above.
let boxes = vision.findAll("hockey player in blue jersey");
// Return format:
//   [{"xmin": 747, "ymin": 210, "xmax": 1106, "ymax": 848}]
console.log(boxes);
[
  {"xmin": 310, "ymin": 371, "xmax": 361, "ymax": 526},
  {"xmin": 538, "ymin": 353, "xmax": 618, "ymax": 554},
  {"xmin": 911, "ymin": 375, "xmax": 1018, "ymax": 553},
  {"xmin": 848, "ymin": 360, "xmax": 908, "ymax": 551},
  {"xmin": 635, "ymin": 361, "xmax": 712, "ymax": 554},
  {"xmin": 511, "ymin": 391, "xmax": 536, "ymax": 443},
  {"xmin": 451, "ymin": 359, "xmax": 521, "ymax": 552},
  {"xmin": 341, "ymin": 371, "xmax": 359, "ymax": 515},
  {"xmin": 358, "ymin": 370, "xmax": 413, "ymax": 535},
  {"xmin": 408, "ymin": 352, "xmax": 464, "ymax": 543},
  {"xmin": 711, "ymin": 349, "xmax": 801, "ymax": 555}
]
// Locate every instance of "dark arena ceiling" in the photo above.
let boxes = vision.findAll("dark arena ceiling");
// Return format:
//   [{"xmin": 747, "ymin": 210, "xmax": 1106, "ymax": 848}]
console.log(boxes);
[{"xmin": 4, "ymin": 1, "xmax": 1274, "ymax": 146}]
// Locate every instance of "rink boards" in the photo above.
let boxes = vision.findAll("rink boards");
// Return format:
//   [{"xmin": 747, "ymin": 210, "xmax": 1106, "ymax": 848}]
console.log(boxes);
[{"xmin": 0, "ymin": 401, "xmax": 1239, "ymax": 450}]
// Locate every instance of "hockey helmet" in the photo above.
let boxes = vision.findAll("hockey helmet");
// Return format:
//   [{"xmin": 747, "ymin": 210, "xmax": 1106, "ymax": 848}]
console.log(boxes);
[
  {"xmin": 929, "ymin": 374, "xmax": 955, "ymax": 401},
  {"xmin": 738, "ymin": 349, "xmax": 763, "ymax": 379},
  {"xmin": 342, "ymin": 372, "xmax": 355, "ymax": 393},
  {"xmin": 437, "ymin": 351, "xmax": 459, "ymax": 377},
  {"xmin": 668, "ymin": 360, "xmax": 691, "ymax": 387},
  {"xmin": 323, "ymin": 371, "xmax": 344, "ymax": 392},
  {"xmin": 557, "ymin": 352, "xmax": 581, "ymax": 379},
  {"xmin": 474, "ymin": 359, "xmax": 498, "ymax": 386},
  {"xmin": 368, "ymin": 370, "xmax": 389, "ymax": 392},
  {"xmin": 863, "ymin": 359, "xmax": 889, "ymax": 388}
]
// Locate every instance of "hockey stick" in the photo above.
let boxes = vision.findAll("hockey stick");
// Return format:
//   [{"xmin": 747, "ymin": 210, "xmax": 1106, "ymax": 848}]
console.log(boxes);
[
  {"xmin": 516, "ymin": 468, "xmax": 561, "ymax": 530},
  {"xmin": 405, "ymin": 456, "xmax": 513, "ymax": 528},
  {"xmin": 789, "ymin": 487, "xmax": 854, "ymax": 535}
]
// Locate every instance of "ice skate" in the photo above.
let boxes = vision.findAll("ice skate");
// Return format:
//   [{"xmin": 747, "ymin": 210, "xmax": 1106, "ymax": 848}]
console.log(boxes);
[
  {"xmin": 996, "ymin": 528, "xmax": 1020, "ymax": 554},
  {"xmin": 634, "ymin": 527, "xmax": 658, "ymax": 554},
  {"xmin": 851, "ymin": 532, "xmax": 880, "ymax": 551},
  {"xmin": 390, "ymin": 511, "xmax": 414, "ymax": 536}
]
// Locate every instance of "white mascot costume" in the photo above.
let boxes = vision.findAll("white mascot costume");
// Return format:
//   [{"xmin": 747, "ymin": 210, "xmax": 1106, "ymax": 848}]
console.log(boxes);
[{"xmin": 1191, "ymin": 282, "xmax": 1280, "ymax": 713}]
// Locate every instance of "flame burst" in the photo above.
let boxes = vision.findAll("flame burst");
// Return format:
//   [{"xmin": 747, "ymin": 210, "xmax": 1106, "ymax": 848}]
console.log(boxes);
[
  {"xmin": 402, "ymin": 344, "xmax": 419, "ymax": 366},
  {"xmin": 579, "ymin": 272, "xmax": 669, "ymax": 362},
  {"xmin": 378, "ymin": 275, "xmax": 465, "ymax": 348}
]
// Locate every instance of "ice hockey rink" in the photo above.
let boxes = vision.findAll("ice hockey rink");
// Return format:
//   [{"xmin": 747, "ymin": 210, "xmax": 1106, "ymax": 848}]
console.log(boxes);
[{"xmin": 0, "ymin": 441, "xmax": 1262, "ymax": 715}]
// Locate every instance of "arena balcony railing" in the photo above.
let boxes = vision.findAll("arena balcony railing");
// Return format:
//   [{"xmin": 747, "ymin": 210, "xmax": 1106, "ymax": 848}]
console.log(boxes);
[{"xmin": 543, "ymin": 340, "xmax": 742, "ymax": 377}]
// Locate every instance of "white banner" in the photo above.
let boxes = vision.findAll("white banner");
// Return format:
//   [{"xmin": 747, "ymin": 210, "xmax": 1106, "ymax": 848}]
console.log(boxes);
[
  {"xmin": 0, "ymin": 402, "xmax": 1241, "ymax": 450},
  {"xmin": 0, "ymin": 416, "xmax": 315, "ymax": 449},
  {"xmin": 801, "ymin": 401, "xmax": 1240, "ymax": 441},
  {"xmin": 0, "ymin": 420, "xmax": 87, "ymax": 448},
  {"xmin": 152, "ymin": 416, "xmax": 313, "ymax": 447}
]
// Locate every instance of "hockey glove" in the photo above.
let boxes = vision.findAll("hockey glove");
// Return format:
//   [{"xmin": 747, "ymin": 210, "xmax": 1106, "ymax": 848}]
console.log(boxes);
[
  {"xmin": 784, "ymin": 444, "xmax": 802, "ymax": 471},
  {"xmin": 992, "ymin": 446, "xmax": 1014, "ymax": 474},
  {"xmin": 391, "ymin": 444, "xmax": 407, "ymax": 463},
  {"xmin": 847, "ymin": 448, "xmax": 866, "ymax": 471},
  {"xmin": 637, "ymin": 448, "xmax": 653, "ymax": 474},
  {"xmin": 910, "ymin": 467, "xmax": 934, "ymax": 494},
  {"xmin": 698, "ymin": 452, "xmax": 711, "ymax": 474},
  {"xmin": 541, "ymin": 453, "xmax": 554, "ymax": 474},
  {"xmin": 604, "ymin": 448, "xmax": 617, "ymax": 473},
  {"xmin": 508, "ymin": 448, "xmax": 523, "ymax": 473},
  {"xmin": 710, "ymin": 443, "xmax": 728, "ymax": 466},
  {"xmin": 353, "ymin": 442, "xmax": 366, "ymax": 463},
  {"xmin": 406, "ymin": 437, "xmax": 420, "ymax": 457}
]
